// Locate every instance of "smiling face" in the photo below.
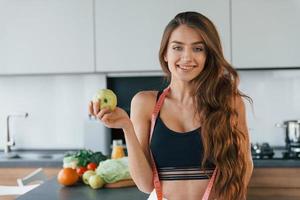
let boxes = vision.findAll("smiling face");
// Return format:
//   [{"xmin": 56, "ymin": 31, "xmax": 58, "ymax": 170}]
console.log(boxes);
[{"xmin": 164, "ymin": 25, "xmax": 207, "ymax": 82}]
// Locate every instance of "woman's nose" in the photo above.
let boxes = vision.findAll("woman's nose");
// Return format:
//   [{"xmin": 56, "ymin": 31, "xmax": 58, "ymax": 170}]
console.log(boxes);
[{"xmin": 182, "ymin": 49, "xmax": 193, "ymax": 61}]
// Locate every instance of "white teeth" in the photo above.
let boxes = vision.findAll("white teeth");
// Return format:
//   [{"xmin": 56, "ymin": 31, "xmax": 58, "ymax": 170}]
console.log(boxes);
[{"xmin": 177, "ymin": 65, "xmax": 194, "ymax": 70}]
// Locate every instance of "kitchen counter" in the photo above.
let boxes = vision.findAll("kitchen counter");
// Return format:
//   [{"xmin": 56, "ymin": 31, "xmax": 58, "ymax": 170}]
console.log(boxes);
[
  {"xmin": 252, "ymin": 148, "xmax": 300, "ymax": 168},
  {"xmin": 2, "ymin": 160, "xmax": 300, "ymax": 168},
  {"xmin": 0, "ymin": 159, "xmax": 62, "ymax": 167},
  {"xmin": 1, "ymin": 149, "xmax": 300, "ymax": 168},
  {"xmin": 253, "ymin": 159, "xmax": 300, "ymax": 168},
  {"xmin": 1, "ymin": 158, "xmax": 300, "ymax": 168},
  {"xmin": 0, "ymin": 149, "xmax": 75, "ymax": 168},
  {"xmin": 16, "ymin": 178, "xmax": 148, "ymax": 200}
]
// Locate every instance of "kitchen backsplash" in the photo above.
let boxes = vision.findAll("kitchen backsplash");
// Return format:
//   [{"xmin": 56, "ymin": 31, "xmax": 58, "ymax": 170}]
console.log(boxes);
[
  {"xmin": 239, "ymin": 69, "xmax": 300, "ymax": 146},
  {"xmin": 0, "ymin": 74, "xmax": 106, "ymax": 150},
  {"xmin": 0, "ymin": 69, "xmax": 299, "ymax": 149}
]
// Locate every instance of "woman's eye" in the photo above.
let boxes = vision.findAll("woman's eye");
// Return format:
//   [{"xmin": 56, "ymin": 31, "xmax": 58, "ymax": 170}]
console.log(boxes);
[
  {"xmin": 194, "ymin": 47, "xmax": 204, "ymax": 52},
  {"xmin": 172, "ymin": 46, "xmax": 182, "ymax": 51}
]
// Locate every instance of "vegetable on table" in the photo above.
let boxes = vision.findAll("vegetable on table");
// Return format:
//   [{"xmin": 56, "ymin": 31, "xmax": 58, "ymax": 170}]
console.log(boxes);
[
  {"xmin": 87, "ymin": 162, "xmax": 98, "ymax": 171},
  {"xmin": 63, "ymin": 149, "xmax": 107, "ymax": 169},
  {"xmin": 96, "ymin": 157, "xmax": 131, "ymax": 183}
]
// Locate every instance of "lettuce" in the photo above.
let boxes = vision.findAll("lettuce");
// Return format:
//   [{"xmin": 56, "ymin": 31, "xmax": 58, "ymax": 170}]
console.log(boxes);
[{"xmin": 96, "ymin": 157, "xmax": 131, "ymax": 183}]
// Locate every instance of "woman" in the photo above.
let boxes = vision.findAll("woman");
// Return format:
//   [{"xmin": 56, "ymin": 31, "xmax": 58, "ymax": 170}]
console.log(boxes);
[{"xmin": 89, "ymin": 11, "xmax": 253, "ymax": 200}]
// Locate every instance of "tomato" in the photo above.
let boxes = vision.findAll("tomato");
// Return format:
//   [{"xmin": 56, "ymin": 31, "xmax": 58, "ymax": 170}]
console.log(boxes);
[
  {"xmin": 87, "ymin": 162, "xmax": 98, "ymax": 171},
  {"xmin": 57, "ymin": 168, "xmax": 79, "ymax": 186},
  {"xmin": 76, "ymin": 166, "xmax": 87, "ymax": 176}
]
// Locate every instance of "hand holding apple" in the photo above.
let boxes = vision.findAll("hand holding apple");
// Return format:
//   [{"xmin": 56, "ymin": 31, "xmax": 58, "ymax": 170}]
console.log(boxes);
[
  {"xmin": 93, "ymin": 89, "xmax": 117, "ymax": 111},
  {"xmin": 89, "ymin": 89, "xmax": 132, "ymax": 130},
  {"xmin": 97, "ymin": 107, "xmax": 132, "ymax": 130}
]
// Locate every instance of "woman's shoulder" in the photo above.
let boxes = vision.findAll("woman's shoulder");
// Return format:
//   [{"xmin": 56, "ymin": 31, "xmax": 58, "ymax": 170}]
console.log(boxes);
[
  {"xmin": 130, "ymin": 90, "xmax": 159, "ymax": 122},
  {"xmin": 131, "ymin": 90, "xmax": 158, "ymax": 105}
]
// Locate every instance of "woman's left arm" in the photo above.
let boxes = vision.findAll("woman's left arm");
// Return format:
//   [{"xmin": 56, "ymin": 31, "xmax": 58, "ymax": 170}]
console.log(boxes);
[{"xmin": 235, "ymin": 96, "xmax": 254, "ymax": 185}]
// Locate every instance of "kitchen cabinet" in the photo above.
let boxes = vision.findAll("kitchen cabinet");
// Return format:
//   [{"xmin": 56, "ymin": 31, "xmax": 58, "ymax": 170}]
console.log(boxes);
[
  {"xmin": 95, "ymin": 0, "xmax": 231, "ymax": 72},
  {"xmin": 232, "ymin": 0, "xmax": 300, "ymax": 69},
  {"xmin": 0, "ymin": 0, "xmax": 94, "ymax": 75},
  {"xmin": 247, "ymin": 168, "xmax": 300, "ymax": 200}
]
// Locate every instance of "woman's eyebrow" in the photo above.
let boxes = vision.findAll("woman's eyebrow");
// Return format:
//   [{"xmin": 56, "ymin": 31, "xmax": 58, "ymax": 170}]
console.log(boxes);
[
  {"xmin": 170, "ymin": 40, "xmax": 205, "ymax": 45},
  {"xmin": 192, "ymin": 41, "xmax": 205, "ymax": 45}
]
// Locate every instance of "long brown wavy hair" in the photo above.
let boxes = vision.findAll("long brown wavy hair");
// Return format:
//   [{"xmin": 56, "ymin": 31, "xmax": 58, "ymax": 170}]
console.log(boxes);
[{"xmin": 159, "ymin": 12, "xmax": 252, "ymax": 200}]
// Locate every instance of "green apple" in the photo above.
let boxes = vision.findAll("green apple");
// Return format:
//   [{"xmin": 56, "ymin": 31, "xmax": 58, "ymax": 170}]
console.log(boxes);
[
  {"xmin": 88, "ymin": 174, "xmax": 105, "ymax": 189},
  {"xmin": 82, "ymin": 170, "xmax": 96, "ymax": 185},
  {"xmin": 93, "ymin": 89, "xmax": 117, "ymax": 111}
]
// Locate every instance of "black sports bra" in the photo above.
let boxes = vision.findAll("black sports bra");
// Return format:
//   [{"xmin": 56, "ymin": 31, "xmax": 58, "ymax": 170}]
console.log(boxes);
[{"xmin": 150, "ymin": 91, "xmax": 215, "ymax": 181}]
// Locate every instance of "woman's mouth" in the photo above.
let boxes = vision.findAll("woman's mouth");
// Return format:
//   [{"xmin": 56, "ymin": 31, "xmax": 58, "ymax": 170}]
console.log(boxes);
[{"xmin": 177, "ymin": 65, "xmax": 195, "ymax": 71}]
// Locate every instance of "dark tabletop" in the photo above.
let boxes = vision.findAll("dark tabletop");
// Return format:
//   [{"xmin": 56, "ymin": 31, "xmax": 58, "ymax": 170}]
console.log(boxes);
[{"xmin": 16, "ymin": 178, "xmax": 148, "ymax": 200}]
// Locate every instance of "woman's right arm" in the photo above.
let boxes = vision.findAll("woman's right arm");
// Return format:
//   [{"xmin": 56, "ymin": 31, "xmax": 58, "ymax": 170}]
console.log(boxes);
[{"xmin": 89, "ymin": 91, "xmax": 155, "ymax": 193}]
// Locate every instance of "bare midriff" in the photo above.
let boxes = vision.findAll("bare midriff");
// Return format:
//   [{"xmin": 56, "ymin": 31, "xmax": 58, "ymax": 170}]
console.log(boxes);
[{"xmin": 162, "ymin": 179, "xmax": 215, "ymax": 200}]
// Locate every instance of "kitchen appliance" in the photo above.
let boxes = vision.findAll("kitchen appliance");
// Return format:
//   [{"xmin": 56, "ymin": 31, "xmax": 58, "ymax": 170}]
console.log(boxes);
[
  {"xmin": 251, "ymin": 142, "xmax": 300, "ymax": 160},
  {"xmin": 251, "ymin": 143, "xmax": 274, "ymax": 159},
  {"xmin": 282, "ymin": 150, "xmax": 300, "ymax": 159},
  {"xmin": 276, "ymin": 120, "xmax": 300, "ymax": 155}
]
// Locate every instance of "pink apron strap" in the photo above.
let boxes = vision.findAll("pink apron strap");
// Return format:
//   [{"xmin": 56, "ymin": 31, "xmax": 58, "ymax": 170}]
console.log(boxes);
[
  {"xmin": 202, "ymin": 168, "xmax": 217, "ymax": 200},
  {"xmin": 149, "ymin": 87, "xmax": 170, "ymax": 200},
  {"xmin": 149, "ymin": 87, "xmax": 217, "ymax": 200}
]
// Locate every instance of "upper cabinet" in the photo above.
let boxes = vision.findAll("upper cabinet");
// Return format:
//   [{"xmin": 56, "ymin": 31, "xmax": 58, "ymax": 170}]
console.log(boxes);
[
  {"xmin": 95, "ymin": 0, "xmax": 231, "ymax": 72},
  {"xmin": 232, "ymin": 0, "xmax": 300, "ymax": 69},
  {"xmin": 0, "ymin": 0, "xmax": 94, "ymax": 75}
]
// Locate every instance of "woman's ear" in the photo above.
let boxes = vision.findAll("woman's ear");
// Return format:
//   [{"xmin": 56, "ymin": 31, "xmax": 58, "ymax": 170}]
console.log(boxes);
[{"xmin": 164, "ymin": 55, "xmax": 167, "ymax": 62}]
